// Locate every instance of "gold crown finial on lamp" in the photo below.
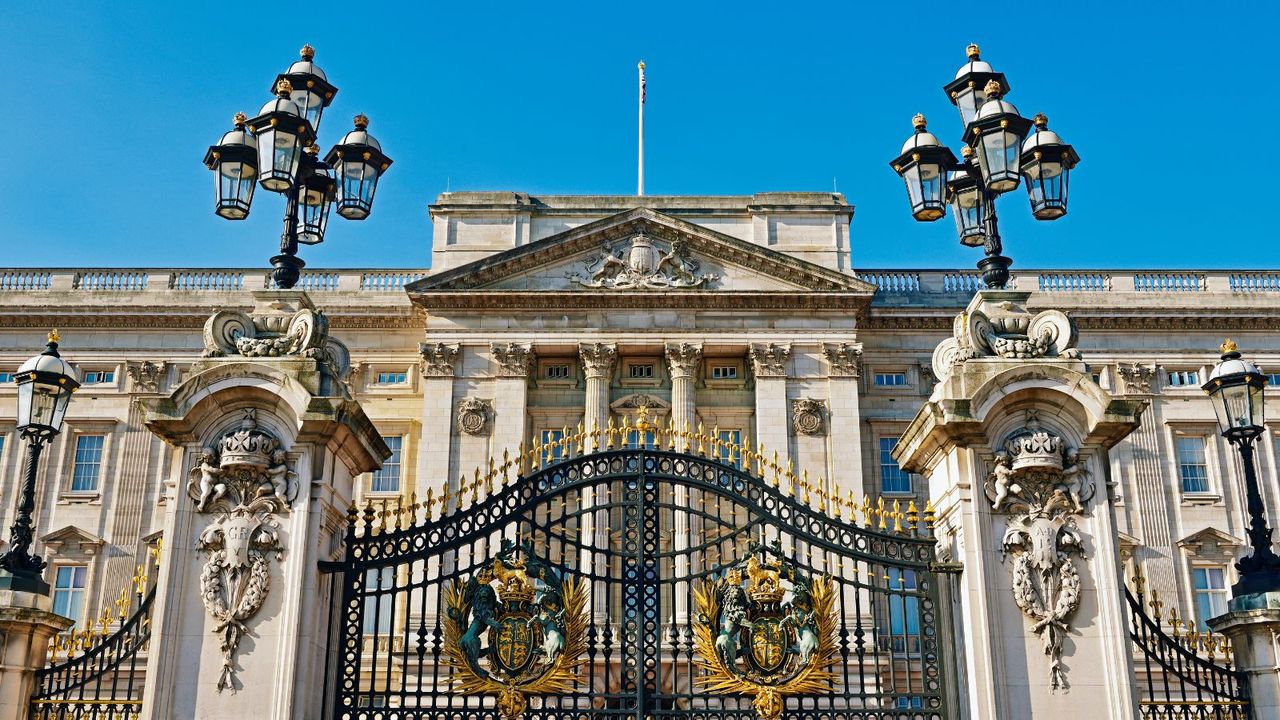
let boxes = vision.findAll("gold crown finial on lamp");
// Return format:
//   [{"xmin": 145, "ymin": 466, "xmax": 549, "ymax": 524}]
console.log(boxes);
[
  {"xmin": 966, "ymin": 43, "xmax": 981, "ymax": 59},
  {"xmin": 1033, "ymin": 112, "xmax": 1048, "ymax": 128},
  {"xmin": 300, "ymin": 44, "xmax": 315, "ymax": 60},
  {"xmin": 912, "ymin": 113, "xmax": 927, "ymax": 130},
  {"xmin": 1221, "ymin": 338, "xmax": 1240, "ymax": 355},
  {"xmin": 48, "ymin": 329, "xmax": 60, "ymax": 344},
  {"xmin": 983, "ymin": 79, "xmax": 1003, "ymax": 98},
  {"xmin": 353, "ymin": 113, "xmax": 369, "ymax": 130},
  {"xmin": 275, "ymin": 78, "xmax": 294, "ymax": 96},
  {"xmin": 233, "ymin": 111, "xmax": 248, "ymax": 126}
]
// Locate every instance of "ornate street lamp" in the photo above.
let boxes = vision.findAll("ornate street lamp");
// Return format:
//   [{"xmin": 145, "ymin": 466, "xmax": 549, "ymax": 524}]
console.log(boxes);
[
  {"xmin": 1203, "ymin": 339, "xmax": 1280, "ymax": 596},
  {"xmin": 203, "ymin": 45, "xmax": 393, "ymax": 290},
  {"xmin": 0, "ymin": 331, "xmax": 79, "ymax": 595},
  {"xmin": 890, "ymin": 44, "xmax": 1081, "ymax": 290}
]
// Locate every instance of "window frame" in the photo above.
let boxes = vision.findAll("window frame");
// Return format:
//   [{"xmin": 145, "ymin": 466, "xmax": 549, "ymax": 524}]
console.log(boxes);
[
  {"xmin": 873, "ymin": 371, "xmax": 909, "ymax": 388},
  {"xmin": 704, "ymin": 359, "xmax": 746, "ymax": 388},
  {"xmin": 1191, "ymin": 565, "xmax": 1230, "ymax": 631},
  {"xmin": 878, "ymin": 436, "xmax": 913, "ymax": 495},
  {"xmin": 1169, "ymin": 429, "xmax": 1219, "ymax": 500},
  {"xmin": 619, "ymin": 357, "xmax": 662, "ymax": 388},
  {"xmin": 1165, "ymin": 369, "xmax": 1203, "ymax": 389},
  {"xmin": 535, "ymin": 359, "xmax": 578, "ymax": 388},
  {"xmin": 368, "ymin": 435, "xmax": 404, "ymax": 495},
  {"xmin": 51, "ymin": 563, "xmax": 89, "ymax": 628},
  {"xmin": 59, "ymin": 424, "xmax": 116, "ymax": 501}
]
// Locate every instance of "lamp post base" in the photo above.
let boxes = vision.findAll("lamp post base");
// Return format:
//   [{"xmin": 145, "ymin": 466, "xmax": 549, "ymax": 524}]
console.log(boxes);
[
  {"xmin": 270, "ymin": 254, "xmax": 306, "ymax": 290},
  {"xmin": 0, "ymin": 570, "xmax": 49, "ymax": 597},
  {"xmin": 978, "ymin": 255, "xmax": 1012, "ymax": 289}
]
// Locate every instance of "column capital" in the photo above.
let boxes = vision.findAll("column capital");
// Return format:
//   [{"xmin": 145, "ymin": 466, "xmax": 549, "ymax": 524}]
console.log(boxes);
[
  {"xmin": 420, "ymin": 342, "xmax": 459, "ymax": 377},
  {"xmin": 822, "ymin": 342, "xmax": 862, "ymax": 378},
  {"xmin": 491, "ymin": 343, "xmax": 535, "ymax": 377},
  {"xmin": 664, "ymin": 342, "xmax": 703, "ymax": 380},
  {"xmin": 579, "ymin": 342, "xmax": 618, "ymax": 380},
  {"xmin": 749, "ymin": 343, "xmax": 790, "ymax": 378}
]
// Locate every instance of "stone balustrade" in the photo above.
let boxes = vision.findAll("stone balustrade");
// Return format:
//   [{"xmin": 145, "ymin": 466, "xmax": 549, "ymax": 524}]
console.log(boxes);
[{"xmin": 0, "ymin": 268, "xmax": 429, "ymax": 294}]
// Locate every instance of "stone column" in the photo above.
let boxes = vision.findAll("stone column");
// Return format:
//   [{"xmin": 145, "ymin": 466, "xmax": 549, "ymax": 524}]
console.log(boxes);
[
  {"xmin": 578, "ymin": 343, "xmax": 616, "ymax": 620},
  {"xmin": 417, "ymin": 343, "xmax": 458, "ymax": 508},
  {"xmin": 0, "ymin": 590, "xmax": 73, "ymax": 720},
  {"xmin": 750, "ymin": 343, "xmax": 791, "ymax": 474},
  {"xmin": 490, "ymin": 343, "xmax": 533, "ymax": 453},
  {"xmin": 1208, "ymin": 592, "xmax": 1280, "ymax": 717},
  {"xmin": 823, "ymin": 342, "xmax": 863, "ymax": 498},
  {"xmin": 895, "ymin": 290, "xmax": 1144, "ymax": 719},
  {"xmin": 665, "ymin": 343, "xmax": 702, "ymax": 627},
  {"xmin": 665, "ymin": 343, "xmax": 702, "ymax": 449},
  {"xmin": 138, "ymin": 293, "xmax": 388, "ymax": 720}
]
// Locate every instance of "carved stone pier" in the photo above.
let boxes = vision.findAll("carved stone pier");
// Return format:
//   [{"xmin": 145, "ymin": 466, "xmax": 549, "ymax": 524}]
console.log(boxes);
[
  {"xmin": 137, "ymin": 291, "xmax": 387, "ymax": 720},
  {"xmin": 895, "ymin": 289, "xmax": 1145, "ymax": 719}
]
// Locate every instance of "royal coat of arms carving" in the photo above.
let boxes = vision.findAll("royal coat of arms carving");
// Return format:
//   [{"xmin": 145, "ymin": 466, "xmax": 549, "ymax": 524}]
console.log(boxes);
[
  {"xmin": 693, "ymin": 543, "xmax": 838, "ymax": 720},
  {"xmin": 187, "ymin": 408, "xmax": 295, "ymax": 691},
  {"xmin": 570, "ymin": 233, "xmax": 718, "ymax": 289},
  {"xmin": 442, "ymin": 541, "xmax": 588, "ymax": 719}
]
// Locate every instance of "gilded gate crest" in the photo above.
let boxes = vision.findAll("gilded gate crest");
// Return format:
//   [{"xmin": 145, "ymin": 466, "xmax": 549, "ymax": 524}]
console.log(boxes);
[
  {"xmin": 442, "ymin": 540, "xmax": 587, "ymax": 719},
  {"xmin": 693, "ymin": 542, "xmax": 839, "ymax": 720}
]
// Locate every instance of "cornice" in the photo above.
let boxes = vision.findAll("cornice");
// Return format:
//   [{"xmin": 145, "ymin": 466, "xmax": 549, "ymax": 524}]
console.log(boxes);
[{"xmin": 409, "ymin": 290, "xmax": 872, "ymax": 314}]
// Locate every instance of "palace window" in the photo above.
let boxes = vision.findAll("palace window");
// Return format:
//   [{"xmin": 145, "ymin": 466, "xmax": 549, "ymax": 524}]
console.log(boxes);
[
  {"xmin": 880, "ymin": 437, "xmax": 912, "ymax": 494},
  {"xmin": 362, "ymin": 567, "xmax": 395, "ymax": 634},
  {"xmin": 0, "ymin": 371, "xmax": 14, "ymax": 383},
  {"xmin": 626, "ymin": 429, "xmax": 657, "ymax": 449},
  {"xmin": 710, "ymin": 365, "xmax": 739, "ymax": 380},
  {"xmin": 52, "ymin": 565, "xmax": 87, "ymax": 627},
  {"xmin": 884, "ymin": 568, "xmax": 920, "ymax": 654},
  {"xmin": 1176, "ymin": 436, "xmax": 1210, "ymax": 493},
  {"xmin": 375, "ymin": 371, "xmax": 406, "ymax": 385},
  {"xmin": 1268, "ymin": 373, "xmax": 1280, "ymax": 387},
  {"xmin": 628, "ymin": 363, "xmax": 654, "ymax": 379},
  {"xmin": 71, "ymin": 435, "xmax": 105, "ymax": 492},
  {"xmin": 541, "ymin": 429, "xmax": 566, "ymax": 464},
  {"xmin": 1193, "ymin": 566, "xmax": 1229, "ymax": 630},
  {"xmin": 82, "ymin": 370, "xmax": 114, "ymax": 385},
  {"xmin": 874, "ymin": 372, "xmax": 908, "ymax": 387},
  {"xmin": 370, "ymin": 436, "xmax": 402, "ymax": 493},
  {"xmin": 543, "ymin": 364, "xmax": 571, "ymax": 380},
  {"xmin": 1167, "ymin": 370, "xmax": 1199, "ymax": 387},
  {"xmin": 717, "ymin": 429, "xmax": 743, "ymax": 468}
]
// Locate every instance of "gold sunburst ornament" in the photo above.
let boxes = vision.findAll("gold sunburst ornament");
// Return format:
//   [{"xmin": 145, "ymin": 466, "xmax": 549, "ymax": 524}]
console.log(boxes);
[
  {"xmin": 693, "ymin": 542, "xmax": 840, "ymax": 720},
  {"xmin": 442, "ymin": 540, "xmax": 588, "ymax": 719}
]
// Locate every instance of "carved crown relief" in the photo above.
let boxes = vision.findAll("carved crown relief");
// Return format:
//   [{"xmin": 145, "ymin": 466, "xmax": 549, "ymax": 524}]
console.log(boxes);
[
  {"xmin": 791, "ymin": 398, "xmax": 827, "ymax": 436},
  {"xmin": 932, "ymin": 292, "xmax": 1081, "ymax": 382},
  {"xmin": 570, "ymin": 232, "xmax": 719, "ymax": 290},
  {"xmin": 987, "ymin": 410, "xmax": 1092, "ymax": 692},
  {"xmin": 187, "ymin": 409, "xmax": 294, "ymax": 692},
  {"xmin": 457, "ymin": 398, "xmax": 494, "ymax": 436}
]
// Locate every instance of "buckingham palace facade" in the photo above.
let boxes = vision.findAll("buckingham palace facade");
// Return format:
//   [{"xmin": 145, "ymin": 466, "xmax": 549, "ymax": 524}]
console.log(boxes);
[{"xmin": 2, "ymin": 190, "xmax": 1279, "ymax": 702}]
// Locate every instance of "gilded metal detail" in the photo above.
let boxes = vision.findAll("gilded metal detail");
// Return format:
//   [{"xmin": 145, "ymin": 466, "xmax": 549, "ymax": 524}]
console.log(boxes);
[
  {"xmin": 693, "ymin": 542, "xmax": 839, "ymax": 720},
  {"xmin": 442, "ymin": 540, "xmax": 588, "ymax": 719}
]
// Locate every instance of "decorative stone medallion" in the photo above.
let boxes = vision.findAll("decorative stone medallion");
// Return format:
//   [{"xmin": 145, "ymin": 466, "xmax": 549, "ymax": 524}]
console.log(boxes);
[
  {"xmin": 457, "ymin": 398, "xmax": 494, "ymax": 436},
  {"xmin": 791, "ymin": 398, "xmax": 827, "ymax": 436}
]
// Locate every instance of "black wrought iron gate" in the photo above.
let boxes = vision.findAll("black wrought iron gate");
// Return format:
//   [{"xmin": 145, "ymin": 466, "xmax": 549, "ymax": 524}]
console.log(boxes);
[{"xmin": 324, "ymin": 436, "xmax": 953, "ymax": 720}]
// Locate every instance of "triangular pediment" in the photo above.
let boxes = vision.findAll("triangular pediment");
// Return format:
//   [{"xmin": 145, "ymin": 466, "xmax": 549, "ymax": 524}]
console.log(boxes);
[
  {"xmin": 409, "ymin": 209, "xmax": 875, "ymax": 305},
  {"xmin": 1177, "ymin": 527, "xmax": 1243, "ymax": 552},
  {"xmin": 40, "ymin": 525, "xmax": 105, "ymax": 555}
]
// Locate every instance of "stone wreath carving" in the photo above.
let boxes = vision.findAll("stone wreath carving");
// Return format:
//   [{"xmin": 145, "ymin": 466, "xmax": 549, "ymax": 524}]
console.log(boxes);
[
  {"xmin": 987, "ymin": 411, "xmax": 1092, "ymax": 691},
  {"xmin": 570, "ymin": 233, "xmax": 718, "ymax": 290},
  {"xmin": 187, "ymin": 409, "xmax": 294, "ymax": 692},
  {"xmin": 457, "ymin": 398, "xmax": 494, "ymax": 436},
  {"xmin": 791, "ymin": 398, "xmax": 826, "ymax": 436},
  {"xmin": 932, "ymin": 293, "xmax": 1080, "ymax": 381}
]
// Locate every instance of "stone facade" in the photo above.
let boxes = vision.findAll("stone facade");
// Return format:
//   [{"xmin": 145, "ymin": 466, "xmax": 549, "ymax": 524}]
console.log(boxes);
[{"xmin": 1, "ymin": 191, "xmax": 1279, "ymax": 674}]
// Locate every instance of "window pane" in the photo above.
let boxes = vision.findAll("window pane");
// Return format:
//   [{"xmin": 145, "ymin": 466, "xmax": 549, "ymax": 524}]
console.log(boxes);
[
  {"xmin": 718, "ymin": 430, "xmax": 742, "ymax": 468},
  {"xmin": 541, "ymin": 430, "xmax": 565, "ymax": 463},
  {"xmin": 880, "ymin": 437, "xmax": 911, "ymax": 493},
  {"xmin": 371, "ymin": 436, "xmax": 402, "ymax": 492},
  {"xmin": 72, "ymin": 435, "xmax": 105, "ymax": 492},
  {"xmin": 53, "ymin": 565, "xmax": 87, "ymax": 626},
  {"xmin": 362, "ymin": 567, "xmax": 394, "ymax": 634},
  {"xmin": 1177, "ymin": 436, "xmax": 1209, "ymax": 493}
]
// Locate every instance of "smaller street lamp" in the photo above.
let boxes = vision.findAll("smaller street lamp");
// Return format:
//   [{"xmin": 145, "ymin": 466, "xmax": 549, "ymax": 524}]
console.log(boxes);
[
  {"xmin": 943, "ymin": 43, "xmax": 1009, "ymax": 128},
  {"xmin": 0, "ymin": 331, "xmax": 79, "ymax": 595},
  {"xmin": 326, "ymin": 114, "xmax": 393, "ymax": 221},
  {"xmin": 296, "ymin": 146, "xmax": 336, "ymax": 245},
  {"xmin": 947, "ymin": 146, "xmax": 990, "ymax": 248},
  {"xmin": 1203, "ymin": 339, "xmax": 1280, "ymax": 596},
  {"xmin": 247, "ymin": 79, "xmax": 315, "ymax": 193},
  {"xmin": 273, "ymin": 44, "xmax": 337, "ymax": 136},
  {"xmin": 962, "ymin": 80, "xmax": 1032, "ymax": 194},
  {"xmin": 1020, "ymin": 113, "xmax": 1079, "ymax": 220},
  {"xmin": 204, "ymin": 113, "xmax": 259, "ymax": 220},
  {"xmin": 889, "ymin": 114, "xmax": 957, "ymax": 222}
]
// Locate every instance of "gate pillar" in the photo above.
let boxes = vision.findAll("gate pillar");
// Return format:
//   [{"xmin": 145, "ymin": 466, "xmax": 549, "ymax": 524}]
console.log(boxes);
[
  {"xmin": 136, "ymin": 292, "xmax": 388, "ymax": 720},
  {"xmin": 895, "ymin": 290, "xmax": 1144, "ymax": 719},
  {"xmin": 1209, "ymin": 592, "xmax": 1280, "ymax": 717},
  {"xmin": 0, "ymin": 590, "xmax": 72, "ymax": 720}
]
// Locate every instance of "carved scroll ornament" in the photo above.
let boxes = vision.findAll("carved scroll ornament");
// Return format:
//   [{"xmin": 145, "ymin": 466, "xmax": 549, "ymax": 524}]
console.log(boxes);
[
  {"xmin": 932, "ymin": 296, "xmax": 1081, "ymax": 381},
  {"xmin": 187, "ymin": 409, "xmax": 295, "ymax": 692},
  {"xmin": 987, "ymin": 411, "xmax": 1093, "ymax": 691}
]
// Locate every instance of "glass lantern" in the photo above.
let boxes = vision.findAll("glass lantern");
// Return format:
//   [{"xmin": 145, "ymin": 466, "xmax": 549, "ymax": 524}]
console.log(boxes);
[
  {"xmin": 203, "ymin": 113, "xmax": 259, "ymax": 220},
  {"xmin": 325, "ymin": 115, "xmax": 394, "ymax": 220},
  {"xmin": 962, "ymin": 81, "xmax": 1032, "ymax": 194},
  {"xmin": 889, "ymin": 114, "xmax": 957, "ymax": 222},
  {"xmin": 1020, "ymin": 113, "xmax": 1080, "ymax": 220},
  {"xmin": 947, "ymin": 151, "xmax": 989, "ymax": 247},
  {"xmin": 14, "ymin": 331, "xmax": 79, "ymax": 438},
  {"xmin": 1203, "ymin": 339, "xmax": 1268, "ymax": 442},
  {"xmin": 942, "ymin": 44, "xmax": 1009, "ymax": 128},
  {"xmin": 296, "ymin": 148, "xmax": 336, "ymax": 245},
  {"xmin": 273, "ymin": 44, "xmax": 338, "ymax": 136},
  {"xmin": 247, "ymin": 80, "xmax": 316, "ymax": 192}
]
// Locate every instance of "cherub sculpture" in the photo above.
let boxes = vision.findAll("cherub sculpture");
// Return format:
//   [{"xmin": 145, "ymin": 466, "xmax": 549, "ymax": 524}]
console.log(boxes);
[
  {"xmin": 1059, "ymin": 450, "xmax": 1088, "ymax": 512},
  {"xmin": 990, "ymin": 452, "xmax": 1016, "ymax": 510},
  {"xmin": 191, "ymin": 450, "xmax": 226, "ymax": 511},
  {"xmin": 261, "ymin": 449, "xmax": 290, "ymax": 506}
]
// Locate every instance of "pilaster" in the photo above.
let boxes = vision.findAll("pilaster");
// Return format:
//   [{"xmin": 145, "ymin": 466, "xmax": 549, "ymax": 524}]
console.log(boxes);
[
  {"xmin": 417, "ymin": 343, "xmax": 458, "ymax": 507},
  {"xmin": 749, "ymin": 343, "xmax": 791, "ymax": 470},
  {"xmin": 665, "ymin": 343, "xmax": 702, "ymax": 449},
  {"xmin": 490, "ymin": 343, "xmax": 533, "ymax": 454},
  {"xmin": 824, "ymin": 342, "xmax": 863, "ymax": 496}
]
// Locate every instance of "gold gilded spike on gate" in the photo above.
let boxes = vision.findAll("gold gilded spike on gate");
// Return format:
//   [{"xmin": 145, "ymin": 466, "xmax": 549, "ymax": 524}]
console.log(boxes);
[
  {"xmin": 800, "ymin": 470, "xmax": 811, "ymax": 506},
  {"xmin": 906, "ymin": 500, "xmax": 919, "ymax": 535},
  {"xmin": 877, "ymin": 497, "xmax": 888, "ymax": 531},
  {"xmin": 891, "ymin": 499, "xmax": 904, "ymax": 533},
  {"xmin": 923, "ymin": 500, "xmax": 937, "ymax": 531}
]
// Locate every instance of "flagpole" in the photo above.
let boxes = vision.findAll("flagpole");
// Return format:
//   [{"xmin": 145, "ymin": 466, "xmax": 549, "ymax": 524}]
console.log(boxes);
[{"xmin": 637, "ymin": 60, "xmax": 645, "ymax": 196}]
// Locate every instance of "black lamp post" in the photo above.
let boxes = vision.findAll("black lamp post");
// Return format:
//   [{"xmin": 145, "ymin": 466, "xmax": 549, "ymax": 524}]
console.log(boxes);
[
  {"xmin": 1203, "ymin": 339, "xmax": 1280, "ymax": 597},
  {"xmin": 203, "ymin": 45, "xmax": 392, "ymax": 290},
  {"xmin": 0, "ymin": 331, "xmax": 79, "ymax": 596},
  {"xmin": 890, "ymin": 44, "xmax": 1079, "ymax": 290}
]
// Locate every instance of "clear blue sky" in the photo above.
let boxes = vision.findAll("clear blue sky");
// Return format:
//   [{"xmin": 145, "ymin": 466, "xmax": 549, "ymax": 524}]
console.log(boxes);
[{"xmin": 1, "ymin": 2, "xmax": 1275, "ymax": 270}]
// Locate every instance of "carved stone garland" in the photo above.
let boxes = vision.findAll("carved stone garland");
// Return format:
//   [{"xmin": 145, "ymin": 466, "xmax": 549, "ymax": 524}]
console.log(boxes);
[
  {"xmin": 987, "ymin": 411, "xmax": 1092, "ymax": 691},
  {"xmin": 187, "ymin": 409, "xmax": 295, "ymax": 692}
]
